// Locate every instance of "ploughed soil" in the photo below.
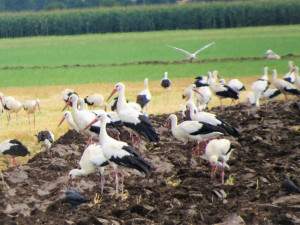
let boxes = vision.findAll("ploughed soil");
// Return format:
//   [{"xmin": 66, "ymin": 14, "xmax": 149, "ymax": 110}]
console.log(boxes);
[{"xmin": 0, "ymin": 99, "xmax": 300, "ymax": 225}]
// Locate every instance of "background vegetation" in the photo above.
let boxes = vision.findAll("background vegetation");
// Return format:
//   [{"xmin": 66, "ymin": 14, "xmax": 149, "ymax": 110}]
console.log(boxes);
[{"xmin": 0, "ymin": 0, "xmax": 299, "ymax": 38}]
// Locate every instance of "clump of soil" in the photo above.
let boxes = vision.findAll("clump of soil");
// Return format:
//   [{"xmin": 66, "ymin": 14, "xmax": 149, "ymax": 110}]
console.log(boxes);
[{"xmin": 0, "ymin": 99, "xmax": 299, "ymax": 225}]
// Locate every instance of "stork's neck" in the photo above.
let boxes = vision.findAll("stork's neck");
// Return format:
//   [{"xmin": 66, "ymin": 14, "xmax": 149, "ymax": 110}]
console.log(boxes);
[
  {"xmin": 144, "ymin": 79, "xmax": 148, "ymax": 89},
  {"xmin": 188, "ymin": 89, "xmax": 194, "ymax": 101},
  {"xmin": 99, "ymin": 118, "xmax": 109, "ymax": 145},
  {"xmin": 272, "ymin": 70, "xmax": 277, "ymax": 83},
  {"xmin": 164, "ymin": 72, "xmax": 168, "ymax": 79}
]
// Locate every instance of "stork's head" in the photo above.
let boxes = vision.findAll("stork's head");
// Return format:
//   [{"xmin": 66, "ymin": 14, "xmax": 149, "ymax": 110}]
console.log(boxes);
[{"xmin": 62, "ymin": 94, "xmax": 78, "ymax": 111}]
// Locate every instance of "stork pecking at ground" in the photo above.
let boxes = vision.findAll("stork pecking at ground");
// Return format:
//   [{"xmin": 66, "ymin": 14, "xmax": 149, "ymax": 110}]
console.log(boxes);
[
  {"xmin": 84, "ymin": 94, "xmax": 108, "ymax": 111},
  {"xmin": 0, "ymin": 139, "xmax": 30, "ymax": 166},
  {"xmin": 85, "ymin": 111, "xmax": 152, "ymax": 200},
  {"xmin": 36, "ymin": 130, "xmax": 54, "ymax": 150},
  {"xmin": 108, "ymin": 82, "xmax": 159, "ymax": 153},
  {"xmin": 23, "ymin": 99, "xmax": 40, "ymax": 128},
  {"xmin": 201, "ymin": 139, "xmax": 234, "ymax": 184},
  {"xmin": 136, "ymin": 78, "xmax": 151, "ymax": 114},
  {"xmin": 272, "ymin": 69, "xmax": 300, "ymax": 101},
  {"xmin": 167, "ymin": 114, "xmax": 227, "ymax": 156},
  {"xmin": 68, "ymin": 143, "xmax": 109, "ymax": 195}
]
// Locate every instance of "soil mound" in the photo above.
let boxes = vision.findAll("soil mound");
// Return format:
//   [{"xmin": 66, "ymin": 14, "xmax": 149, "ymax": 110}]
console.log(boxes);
[{"xmin": 0, "ymin": 99, "xmax": 299, "ymax": 225}]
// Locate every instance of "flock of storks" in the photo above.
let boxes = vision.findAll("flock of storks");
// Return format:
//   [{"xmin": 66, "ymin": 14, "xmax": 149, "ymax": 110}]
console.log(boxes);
[{"xmin": 1, "ymin": 59, "xmax": 300, "ymax": 203}]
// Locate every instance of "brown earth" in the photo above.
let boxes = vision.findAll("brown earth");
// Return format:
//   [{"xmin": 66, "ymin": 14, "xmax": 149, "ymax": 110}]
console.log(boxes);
[{"xmin": 0, "ymin": 99, "xmax": 300, "ymax": 225}]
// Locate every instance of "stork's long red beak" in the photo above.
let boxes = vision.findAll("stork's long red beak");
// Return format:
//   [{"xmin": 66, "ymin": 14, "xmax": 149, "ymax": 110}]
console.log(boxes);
[
  {"xmin": 107, "ymin": 89, "xmax": 117, "ymax": 101},
  {"xmin": 58, "ymin": 116, "xmax": 66, "ymax": 127},
  {"xmin": 62, "ymin": 100, "xmax": 71, "ymax": 111},
  {"xmin": 84, "ymin": 118, "xmax": 98, "ymax": 130}
]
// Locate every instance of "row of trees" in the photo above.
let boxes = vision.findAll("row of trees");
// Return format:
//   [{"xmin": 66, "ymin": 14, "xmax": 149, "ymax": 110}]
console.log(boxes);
[{"xmin": 0, "ymin": 0, "xmax": 299, "ymax": 38}]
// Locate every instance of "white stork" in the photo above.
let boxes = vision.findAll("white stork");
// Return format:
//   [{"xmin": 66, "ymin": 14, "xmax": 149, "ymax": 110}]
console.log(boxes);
[
  {"xmin": 167, "ymin": 42, "xmax": 215, "ymax": 61},
  {"xmin": 196, "ymin": 86, "xmax": 212, "ymax": 111},
  {"xmin": 68, "ymin": 143, "xmax": 109, "ymax": 195},
  {"xmin": 201, "ymin": 139, "xmax": 233, "ymax": 184},
  {"xmin": 181, "ymin": 84, "xmax": 202, "ymax": 119},
  {"xmin": 84, "ymin": 94, "xmax": 108, "ymax": 111},
  {"xmin": 62, "ymin": 94, "xmax": 101, "ymax": 144},
  {"xmin": 85, "ymin": 111, "xmax": 152, "ymax": 200},
  {"xmin": 283, "ymin": 61, "xmax": 295, "ymax": 84},
  {"xmin": 58, "ymin": 111, "xmax": 80, "ymax": 133},
  {"xmin": 272, "ymin": 69, "xmax": 300, "ymax": 101},
  {"xmin": 168, "ymin": 114, "xmax": 226, "ymax": 156},
  {"xmin": 250, "ymin": 67, "xmax": 271, "ymax": 107},
  {"xmin": 161, "ymin": 72, "xmax": 171, "ymax": 89},
  {"xmin": 194, "ymin": 75, "xmax": 209, "ymax": 87},
  {"xmin": 136, "ymin": 78, "xmax": 151, "ymax": 114},
  {"xmin": 226, "ymin": 78, "xmax": 246, "ymax": 104},
  {"xmin": 36, "ymin": 130, "xmax": 54, "ymax": 150},
  {"xmin": 208, "ymin": 71, "xmax": 239, "ymax": 111},
  {"xmin": 61, "ymin": 88, "xmax": 78, "ymax": 104},
  {"xmin": 265, "ymin": 49, "xmax": 281, "ymax": 60},
  {"xmin": 1, "ymin": 96, "xmax": 23, "ymax": 125},
  {"xmin": 186, "ymin": 102, "xmax": 240, "ymax": 138},
  {"xmin": 107, "ymin": 83, "xmax": 159, "ymax": 152},
  {"xmin": 293, "ymin": 66, "xmax": 300, "ymax": 89},
  {"xmin": 0, "ymin": 139, "xmax": 30, "ymax": 166},
  {"xmin": 23, "ymin": 99, "xmax": 40, "ymax": 128}
]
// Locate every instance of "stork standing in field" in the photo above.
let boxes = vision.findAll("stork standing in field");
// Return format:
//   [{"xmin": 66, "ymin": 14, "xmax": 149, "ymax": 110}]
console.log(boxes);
[
  {"xmin": 226, "ymin": 78, "xmax": 246, "ymax": 105},
  {"xmin": 272, "ymin": 69, "xmax": 300, "ymax": 100},
  {"xmin": 201, "ymin": 139, "xmax": 233, "ymax": 184},
  {"xmin": 84, "ymin": 94, "xmax": 108, "ymax": 111},
  {"xmin": 196, "ymin": 86, "xmax": 212, "ymax": 111},
  {"xmin": 85, "ymin": 112, "xmax": 152, "ymax": 200},
  {"xmin": 250, "ymin": 67, "xmax": 271, "ymax": 107},
  {"xmin": 62, "ymin": 94, "xmax": 102, "ymax": 145},
  {"xmin": 186, "ymin": 102, "xmax": 240, "ymax": 138},
  {"xmin": 283, "ymin": 61, "xmax": 295, "ymax": 84},
  {"xmin": 58, "ymin": 111, "xmax": 80, "ymax": 133},
  {"xmin": 108, "ymin": 83, "xmax": 159, "ymax": 153},
  {"xmin": 1, "ymin": 96, "xmax": 23, "ymax": 125},
  {"xmin": 167, "ymin": 42, "xmax": 215, "ymax": 62},
  {"xmin": 136, "ymin": 78, "xmax": 151, "ymax": 114},
  {"xmin": 161, "ymin": 72, "xmax": 171, "ymax": 90},
  {"xmin": 168, "ymin": 114, "xmax": 226, "ymax": 156},
  {"xmin": 23, "ymin": 99, "xmax": 40, "ymax": 128},
  {"xmin": 68, "ymin": 144, "xmax": 109, "ymax": 195},
  {"xmin": 36, "ymin": 130, "xmax": 54, "ymax": 150},
  {"xmin": 0, "ymin": 139, "xmax": 30, "ymax": 166},
  {"xmin": 181, "ymin": 84, "xmax": 202, "ymax": 119},
  {"xmin": 293, "ymin": 66, "xmax": 300, "ymax": 89},
  {"xmin": 208, "ymin": 71, "xmax": 238, "ymax": 111}
]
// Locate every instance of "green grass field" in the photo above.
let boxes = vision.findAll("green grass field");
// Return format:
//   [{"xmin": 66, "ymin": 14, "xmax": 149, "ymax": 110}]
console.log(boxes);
[{"xmin": 0, "ymin": 24, "xmax": 299, "ymax": 88}]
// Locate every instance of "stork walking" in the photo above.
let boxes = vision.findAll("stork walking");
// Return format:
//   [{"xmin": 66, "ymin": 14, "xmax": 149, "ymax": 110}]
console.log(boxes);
[
  {"xmin": 136, "ymin": 78, "xmax": 151, "ymax": 114},
  {"xmin": 23, "ymin": 99, "xmax": 40, "ymax": 128},
  {"xmin": 0, "ymin": 139, "xmax": 30, "ymax": 166},
  {"xmin": 1, "ymin": 96, "xmax": 22, "ymax": 126}
]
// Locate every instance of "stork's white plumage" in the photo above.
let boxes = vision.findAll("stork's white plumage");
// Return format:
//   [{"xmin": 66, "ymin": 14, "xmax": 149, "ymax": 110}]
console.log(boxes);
[
  {"xmin": 68, "ymin": 144, "xmax": 109, "ymax": 195},
  {"xmin": 168, "ymin": 114, "xmax": 225, "ymax": 155},
  {"xmin": 227, "ymin": 78, "xmax": 246, "ymax": 104},
  {"xmin": 23, "ymin": 99, "xmax": 40, "ymax": 128},
  {"xmin": 167, "ymin": 42, "xmax": 215, "ymax": 61},
  {"xmin": 201, "ymin": 139, "xmax": 233, "ymax": 184},
  {"xmin": 36, "ymin": 130, "xmax": 54, "ymax": 150},
  {"xmin": 0, "ymin": 139, "xmax": 30, "ymax": 166},
  {"xmin": 58, "ymin": 111, "xmax": 80, "ymax": 133},
  {"xmin": 107, "ymin": 83, "xmax": 159, "ymax": 152},
  {"xmin": 294, "ymin": 66, "xmax": 300, "ymax": 89},
  {"xmin": 246, "ymin": 89, "xmax": 281, "ymax": 105},
  {"xmin": 272, "ymin": 69, "xmax": 300, "ymax": 101},
  {"xmin": 265, "ymin": 49, "xmax": 281, "ymax": 60},
  {"xmin": 1, "ymin": 96, "xmax": 22, "ymax": 125},
  {"xmin": 136, "ymin": 78, "xmax": 151, "ymax": 114},
  {"xmin": 186, "ymin": 102, "xmax": 240, "ymax": 138},
  {"xmin": 85, "ymin": 111, "xmax": 152, "ymax": 200},
  {"xmin": 283, "ymin": 61, "xmax": 295, "ymax": 84},
  {"xmin": 196, "ymin": 86, "xmax": 212, "ymax": 111},
  {"xmin": 161, "ymin": 72, "xmax": 171, "ymax": 89},
  {"xmin": 208, "ymin": 71, "xmax": 238, "ymax": 110},
  {"xmin": 63, "ymin": 94, "xmax": 101, "ymax": 144},
  {"xmin": 250, "ymin": 67, "xmax": 271, "ymax": 107},
  {"xmin": 181, "ymin": 84, "xmax": 202, "ymax": 119},
  {"xmin": 84, "ymin": 94, "xmax": 107, "ymax": 111}
]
